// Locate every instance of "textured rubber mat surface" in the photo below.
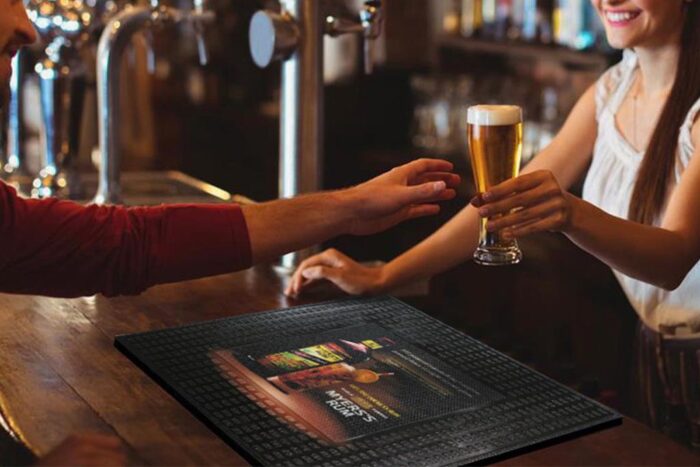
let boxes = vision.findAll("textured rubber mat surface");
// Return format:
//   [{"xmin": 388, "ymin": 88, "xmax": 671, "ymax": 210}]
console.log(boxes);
[{"xmin": 115, "ymin": 296, "xmax": 620, "ymax": 466}]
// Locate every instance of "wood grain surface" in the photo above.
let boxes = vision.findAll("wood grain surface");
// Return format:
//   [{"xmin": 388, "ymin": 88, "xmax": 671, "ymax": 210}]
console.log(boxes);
[{"xmin": 0, "ymin": 265, "xmax": 697, "ymax": 466}]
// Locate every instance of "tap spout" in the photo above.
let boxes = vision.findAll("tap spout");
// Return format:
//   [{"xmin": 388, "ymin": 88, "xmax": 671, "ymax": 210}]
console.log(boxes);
[
  {"xmin": 5, "ymin": 52, "xmax": 25, "ymax": 176},
  {"xmin": 95, "ymin": 6, "xmax": 152, "ymax": 205}
]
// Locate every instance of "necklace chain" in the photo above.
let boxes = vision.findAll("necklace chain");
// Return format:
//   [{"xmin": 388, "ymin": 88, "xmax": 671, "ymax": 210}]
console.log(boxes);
[
  {"xmin": 630, "ymin": 71, "xmax": 673, "ymax": 151},
  {"xmin": 632, "ymin": 75, "xmax": 641, "ymax": 150}
]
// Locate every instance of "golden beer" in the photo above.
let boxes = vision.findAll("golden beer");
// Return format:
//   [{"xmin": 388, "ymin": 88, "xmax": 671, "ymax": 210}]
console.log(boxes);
[{"xmin": 467, "ymin": 105, "xmax": 523, "ymax": 266}]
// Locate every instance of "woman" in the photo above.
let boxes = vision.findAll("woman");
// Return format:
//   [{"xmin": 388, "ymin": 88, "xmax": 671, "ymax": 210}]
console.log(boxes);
[{"xmin": 288, "ymin": 0, "xmax": 700, "ymax": 447}]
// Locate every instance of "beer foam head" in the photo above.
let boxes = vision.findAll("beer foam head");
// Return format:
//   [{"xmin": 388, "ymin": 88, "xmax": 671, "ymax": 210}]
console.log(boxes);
[{"xmin": 467, "ymin": 105, "xmax": 522, "ymax": 126}]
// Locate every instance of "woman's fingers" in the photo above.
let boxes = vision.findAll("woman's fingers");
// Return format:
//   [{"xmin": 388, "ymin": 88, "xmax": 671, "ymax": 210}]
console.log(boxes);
[
  {"xmin": 477, "ymin": 183, "xmax": 555, "ymax": 217},
  {"xmin": 470, "ymin": 170, "xmax": 558, "ymax": 207},
  {"xmin": 301, "ymin": 265, "xmax": 342, "ymax": 282},
  {"xmin": 486, "ymin": 197, "xmax": 566, "ymax": 232},
  {"xmin": 503, "ymin": 215, "xmax": 565, "ymax": 239},
  {"xmin": 479, "ymin": 172, "xmax": 544, "ymax": 201},
  {"xmin": 285, "ymin": 249, "xmax": 348, "ymax": 297}
]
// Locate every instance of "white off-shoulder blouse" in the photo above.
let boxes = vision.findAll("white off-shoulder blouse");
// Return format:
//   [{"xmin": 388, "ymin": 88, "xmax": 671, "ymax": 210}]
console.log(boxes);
[{"xmin": 582, "ymin": 50, "xmax": 700, "ymax": 334}]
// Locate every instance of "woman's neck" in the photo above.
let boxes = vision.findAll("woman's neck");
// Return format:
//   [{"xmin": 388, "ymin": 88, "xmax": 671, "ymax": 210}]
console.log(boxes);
[{"xmin": 633, "ymin": 43, "xmax": 680, "ymax": 97}]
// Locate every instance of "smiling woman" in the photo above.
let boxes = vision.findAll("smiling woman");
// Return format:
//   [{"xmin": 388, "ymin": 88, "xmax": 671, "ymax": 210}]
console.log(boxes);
[{"xmin": 289, "ymin": 0, "xmax": 700, "ymax": 449}]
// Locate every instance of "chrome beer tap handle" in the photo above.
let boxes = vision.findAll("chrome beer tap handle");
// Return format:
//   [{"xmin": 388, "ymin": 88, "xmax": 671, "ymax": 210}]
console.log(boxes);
[
  {"xmin": 359, "ymin": 0, "xmax": 383, "ymax": 74},
  {"xmin": 325, "ymin": 0, "xmax": 383, "ymax": 75},
  {"xmin": 95, "ymin": 0, "xmax": 216, "ymax": 205},
  {"xmin": 5, "ymin": 52, "xmax": 25, "ymax": 178},
  {"xmin": 26, "ymin": 0, "xmax": 112, "ymax": 198},
  {"xmin": 192, "ymin": 0, "xmax": 213, "ymax": 66}
]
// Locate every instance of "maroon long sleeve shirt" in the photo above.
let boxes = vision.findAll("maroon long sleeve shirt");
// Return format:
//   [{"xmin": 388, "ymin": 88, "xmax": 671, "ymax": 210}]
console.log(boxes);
[{"xmin": 0, "ymin": 181, "xmax": 252, "ymax": 297}]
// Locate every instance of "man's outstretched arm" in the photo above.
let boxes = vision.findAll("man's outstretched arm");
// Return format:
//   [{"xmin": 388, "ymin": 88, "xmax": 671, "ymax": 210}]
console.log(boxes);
[
  {"xmin": 242, "ymin": 159, "xmax": 458, "ymax": 263},
  {"xmin": 0, "ymin": 159, "xmax": 457, "ymax": 297}
]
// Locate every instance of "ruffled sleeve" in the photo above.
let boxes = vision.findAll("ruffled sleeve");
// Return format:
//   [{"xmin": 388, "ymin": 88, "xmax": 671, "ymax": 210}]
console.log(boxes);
[
  {"xmin": 678, "ymin": 97, "xmax": 700, "ymax": 167},
  {"xmin": 595, "ymin": 49, "xmax": 637, "ymax": 121}
]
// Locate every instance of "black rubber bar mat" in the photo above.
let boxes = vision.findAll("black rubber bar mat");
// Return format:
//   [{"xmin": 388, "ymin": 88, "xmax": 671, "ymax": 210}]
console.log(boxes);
[{"xmin": 115, "ymin": 296, "xmax": 621, "ymax": 466}]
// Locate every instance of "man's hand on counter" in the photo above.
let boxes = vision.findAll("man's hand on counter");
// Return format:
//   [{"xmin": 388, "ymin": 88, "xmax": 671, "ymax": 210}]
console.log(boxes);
[
  {"xmin": 240, "ymin": 158, "xmax": 460, "ymax": 264},
  {"xmin": 35, "ymin": 433, "xmax": 126, "ymax": 467}
]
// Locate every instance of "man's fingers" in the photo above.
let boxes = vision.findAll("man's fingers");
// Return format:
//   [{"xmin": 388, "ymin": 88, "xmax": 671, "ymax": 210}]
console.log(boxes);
[
  {"xmin": 414, "ymin": 172, "xmax": 461, "ymax": 188},
  {"xmin": 400, "ymin": 181, "xmax": 448, "ymax": 205},
  {"xmin": 426, "ymin": 188, "xmax": 457, "ymax": 203},
  {"xmin": 405, "ymin": 204, "xmax": 440, "ymax": 220},
  {"xmin": 401, "ymin": 158, "xmax": 454, "ymax": 179}
]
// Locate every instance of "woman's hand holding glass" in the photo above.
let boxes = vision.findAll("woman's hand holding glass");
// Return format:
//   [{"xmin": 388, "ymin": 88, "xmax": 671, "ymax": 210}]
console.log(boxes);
[{"xmin": 471, "ymin": 170, "xmax": 577, "ymax": 240}]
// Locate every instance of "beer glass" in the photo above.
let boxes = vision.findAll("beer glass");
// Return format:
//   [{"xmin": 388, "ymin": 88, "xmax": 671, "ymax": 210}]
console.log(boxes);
[{"xmin": 467, "ymin": 105, "xmax": 523, "ymax": 266}]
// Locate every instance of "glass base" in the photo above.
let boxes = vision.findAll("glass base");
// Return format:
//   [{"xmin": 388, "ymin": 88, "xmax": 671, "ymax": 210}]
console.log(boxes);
[{"xmin": 473, "ymin": 246, "xmax": 522, "ymax": 266}]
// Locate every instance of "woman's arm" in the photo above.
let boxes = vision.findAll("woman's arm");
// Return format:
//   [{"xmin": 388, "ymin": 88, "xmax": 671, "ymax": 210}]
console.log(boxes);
[
  {"xmin": 287, "ymin": 85, "xmax": 599, "ymax": 296},
  {"xmin": 570, "ymin": 118, "xmax": 700, "ymax": 289},
  {"xmin": 478, "ymin": 118, "xmax": 700, "ymax": 291}
]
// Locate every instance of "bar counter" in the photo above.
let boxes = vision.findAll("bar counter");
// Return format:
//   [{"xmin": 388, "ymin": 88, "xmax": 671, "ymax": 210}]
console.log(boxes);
[{"xmin": 1, "ymin": 265, "xmax": 698, "ymax": 466}]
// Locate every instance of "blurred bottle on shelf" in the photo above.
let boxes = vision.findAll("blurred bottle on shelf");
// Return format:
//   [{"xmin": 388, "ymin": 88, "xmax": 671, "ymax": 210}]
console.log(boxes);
[
  {"xmin": 538, "ymin": 86, "xmax": 559, "ymax": 150},
  {"xmin": 410, "ymin": 72, "xmax": 574, "ymax": 166},
  {"xmin": 554, "ymin": 0, "xmax": 599, "ymax": 50},
  {"xmin": 522, "ymin": 0, "xmax": 554, "ymax": 44},
  {"xmin": 440, "ymin": 0, "xmax": 607, "ymax": 52},
  {"xmin": 443, "ymin": 0, "xmax": 462, "ymax": 34},
  {"xmin": 460, "ymin": 0, "xmax": 483, "ymax": 37},
  {"xmin": 481, "ymin": 0, "xmax": 498, "ymax": 38},
  {"xmin": 494, "ymin": 0, "xmax": 512, "ymax": 40},
  {"xmin": 508, "ymin": 0, "xmax": 525, "ymax": 40}
]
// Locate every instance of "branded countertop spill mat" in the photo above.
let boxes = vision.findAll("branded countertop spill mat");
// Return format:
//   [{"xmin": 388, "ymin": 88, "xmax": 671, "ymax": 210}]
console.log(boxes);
[{"xmin": 115, "ymin": 296, "xmax": 620, "ymax": 466}]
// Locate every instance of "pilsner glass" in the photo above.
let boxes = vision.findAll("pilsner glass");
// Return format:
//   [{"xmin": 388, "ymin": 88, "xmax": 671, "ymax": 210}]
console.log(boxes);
[{"xmin": 467, "ymin": 105, "xmax": 523, "ymax": 266}]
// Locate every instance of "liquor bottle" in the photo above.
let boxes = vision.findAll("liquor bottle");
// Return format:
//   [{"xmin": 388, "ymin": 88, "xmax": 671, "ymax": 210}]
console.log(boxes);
[
  {"xmin": 481, "ymin": 0, "xmax": 498, "ymax": 38},
  {"xmin": 553, "ymin": 0, "xmax": 571, "ymax": 47},
  {"xmin": 508, "ymin": 0, "xmax": 525, "ymax": 40},
  {"xmin": 555, "ymin": 0, "xmax": 595, "ymax": 49},
  {"xmin": 443, "ymin": 0, "xmax": 462, "ymax": 35},
  {"xmin": 522, "ymin": 0, "xmax": 554, "ymax": 43},
  {"xmin": 495, "ymin": 0, "xmax": 513, "ymax": 40},
  {"xmin": 461, "ymin": 0, "xmax": 483, "ymax": 37},
  {"xmin": 574, "ymin": 1, "xmax": 596, "ymax": 50}
]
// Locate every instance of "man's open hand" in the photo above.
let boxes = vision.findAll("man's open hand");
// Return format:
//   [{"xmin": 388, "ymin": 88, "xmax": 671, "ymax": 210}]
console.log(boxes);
[{"xmin": 343, "ymin": 158, "xmax": 460, "ymax": 236}]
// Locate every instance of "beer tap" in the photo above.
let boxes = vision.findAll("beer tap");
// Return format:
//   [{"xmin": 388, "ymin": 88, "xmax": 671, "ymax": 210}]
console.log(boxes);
[
  {"xmin": 249, "ymin": 0, "xmax": 384, "ymax": 271},
  {"xmin": 192, "ymin": 0, "xmax": 210, "ymax": 66},
  {"xmin": 26, "ymin": 0, "xmax": 96, "ymax": 199},
  {"xmin": 94, "ymin": 0, "xmax": 214, "ymax": 205},
  {"xmin": 25, "ymin": 0, "xmax": 125, "ymax": 199},
  {"xmin": 4, "ymin": 52, "xmax": 26, "ymax": 179},
  {"xmin": 326, "ymin": 0, "xmax": 384, "ymax": 74}
]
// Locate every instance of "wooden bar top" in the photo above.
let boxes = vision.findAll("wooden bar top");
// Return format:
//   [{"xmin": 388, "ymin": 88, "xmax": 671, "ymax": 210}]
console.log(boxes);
[{"xmin": 0, "ymin": 265, "xmax": 698, "ymax": 466}]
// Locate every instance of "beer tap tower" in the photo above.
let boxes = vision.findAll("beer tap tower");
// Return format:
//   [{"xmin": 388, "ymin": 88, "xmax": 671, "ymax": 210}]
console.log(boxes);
[
  {"xmin": 249, "ymin": 0, "xmax": 384, "ymax": 271},
  {"xmin": 24, "ymin": 0, "xmax": 122, "ymax": 199},
  {"xmin": 94, "ymin": 0, "xmax": 213, "ymax": 205},
  {"xmin": 4, "ymin": 53, "xmax": 25, "ymax": 180}
]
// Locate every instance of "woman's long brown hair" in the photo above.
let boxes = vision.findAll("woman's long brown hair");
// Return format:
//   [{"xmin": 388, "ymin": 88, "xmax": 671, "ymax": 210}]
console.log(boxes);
[{"xmin": 628, "ymin": 1, "xmax": 700, "ymax": 224}]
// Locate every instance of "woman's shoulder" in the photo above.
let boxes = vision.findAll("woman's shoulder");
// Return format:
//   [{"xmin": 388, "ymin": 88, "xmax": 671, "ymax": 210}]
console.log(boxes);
[
  {"xmin": 599, "ymin": 50, "xmax": 636, "ymax": 85},
  {"xmin": 691, "ymin": 109, "xmax": 700, "ymax": 150},
  {"xmin": 679, "ymin": 95, "xmax": 700, "ymax": 160},
  {"xmin": 595, "ymin": 50, "xmax": 637, "ymax": 117}
]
